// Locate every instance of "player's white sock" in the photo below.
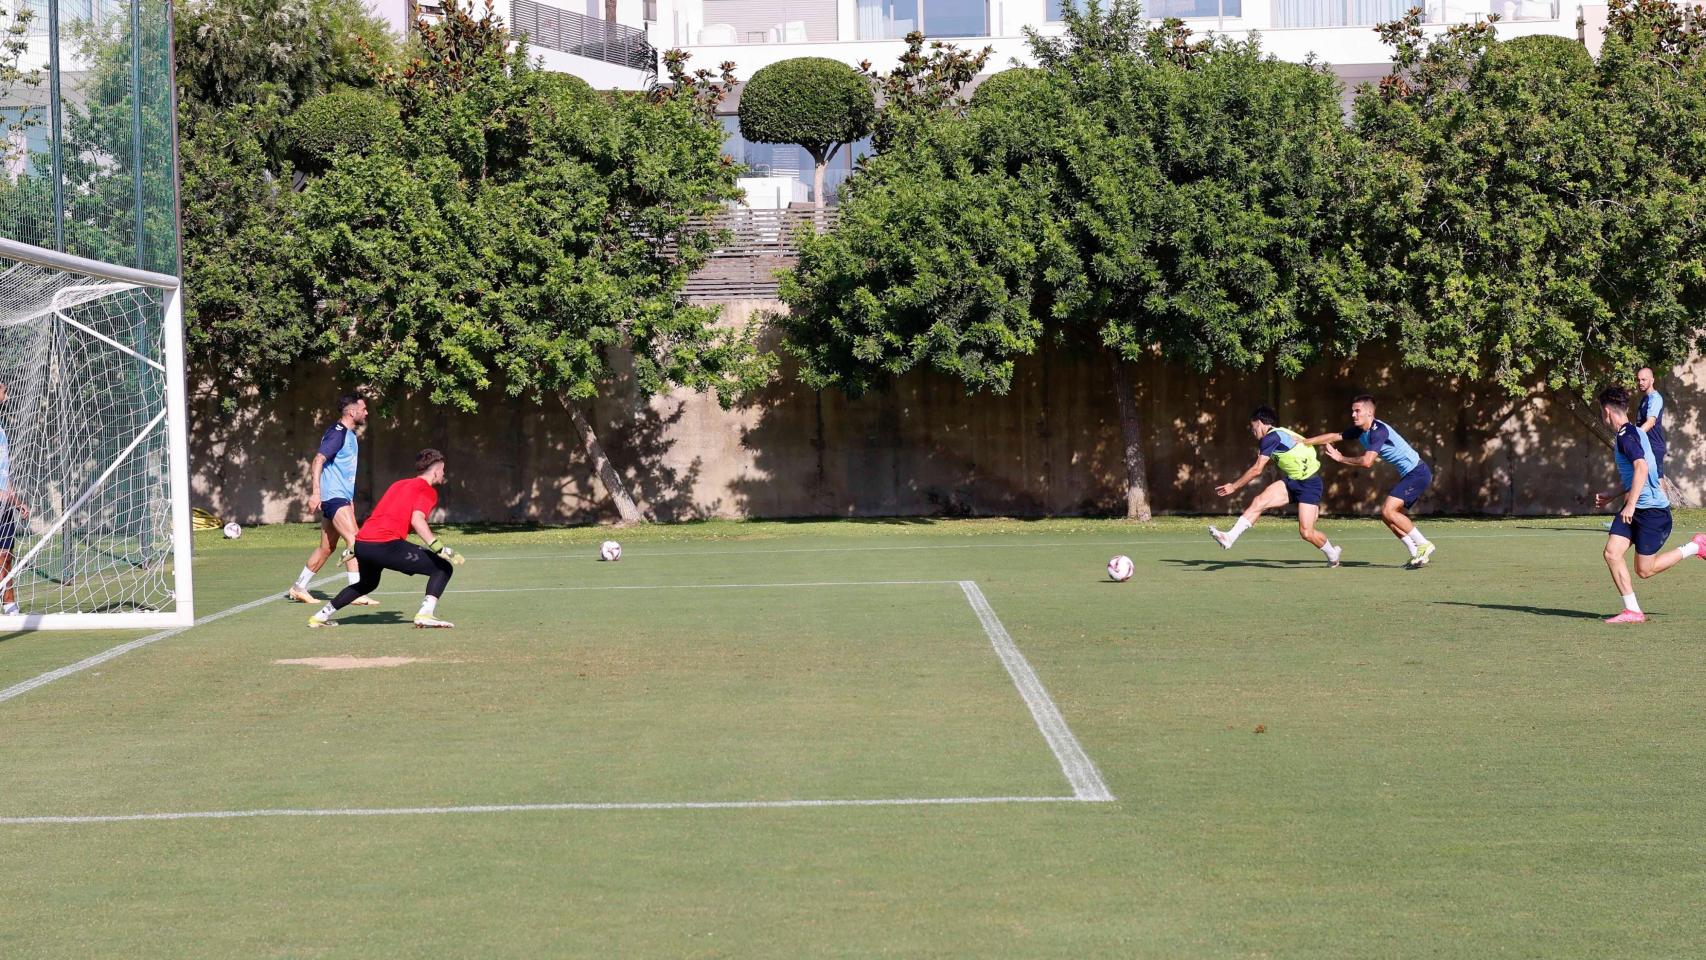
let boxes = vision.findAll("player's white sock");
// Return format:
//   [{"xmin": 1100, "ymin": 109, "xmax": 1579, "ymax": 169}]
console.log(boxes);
[
  {"xmin": 313, "ymin": 603, "xmax": 335, "ymax": 622},
  {"xmin": 1679, "ymin": 541, "xmax": 1701, "ymax": 559},
  {"xmin": 294, "ymin": 567, "xmax": 314, "ymax": 589},
  {"xmin": 346, "ymin": 569, "xmax": 360, "ymax": 585},
  {"xmin": 3, "ymin": 602, "xmax": 18, "ymax": 616},
  {"xmin": 1621, "ymin": 593, "xmax": 1641, "ymax": 614},
  {"xmin": 1227, "ymin": 518, "xmax": 1252, "ymax": 544},
  {"xmin": 1399, "ymin": 531, "xmax": 1419, "ymax": 558},
  {"xmin": 1319, "ymin": 540, "xmax": 1337, "ymax": 556},
  {"xmin": 1409, "ymin": 526, "xmax": 1430, "ymax": 546},
  {"xmin": 418, "ymin": 596, "xmax": 438, "ymax": 617}
]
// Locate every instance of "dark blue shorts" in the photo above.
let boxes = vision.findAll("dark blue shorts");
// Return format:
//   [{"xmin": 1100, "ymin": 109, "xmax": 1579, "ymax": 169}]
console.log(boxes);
[
  {"xmin": 1283, "ymin": 474, "xmax": 1323, "ymax": 506},
  {"xmin": 1610, "ymin": 507, "xmax": 1673, "ymax": 556},
  {"xmin": 320, "ymin": 498, "xmax": 352, "ymax": 520},
  {"xmin": 0, "ymin": 504, "xmax": 18, "ymax": 553},
  {"xmin": 1387, "ymin": 463, "xmax": 1433, "ymax": 509}
]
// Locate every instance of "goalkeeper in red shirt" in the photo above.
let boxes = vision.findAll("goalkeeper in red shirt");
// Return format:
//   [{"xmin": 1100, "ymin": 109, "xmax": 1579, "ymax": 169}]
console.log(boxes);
[{"xmin": 309, "ymin": 448, "xmax": 464, "ymax": 629}]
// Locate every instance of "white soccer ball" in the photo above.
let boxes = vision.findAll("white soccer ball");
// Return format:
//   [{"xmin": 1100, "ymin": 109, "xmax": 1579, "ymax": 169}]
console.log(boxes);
[
  {"xmin": 1107, "ymin": 555, "xmax": 1134, "ymax": 582},
  {"xmin": 598, "ymin": 540, "xmax": 622, "ymax": 562},
  {"xmin": 222, "ymin": 521, "xmax": 242, "ymax": 540}
]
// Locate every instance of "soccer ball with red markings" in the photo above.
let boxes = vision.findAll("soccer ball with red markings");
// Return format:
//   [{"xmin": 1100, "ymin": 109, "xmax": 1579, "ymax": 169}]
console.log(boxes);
[
  {"xmin": 599, "ymin": 540, "xmax": 622, "ymax": 562},
  {"xmin": 222, "ymin": 522, "xmax": 242, "ymax": 540},
  {"xmin": 1107, "ymin": 555, "xmax": 1134, "ymax": 582}
]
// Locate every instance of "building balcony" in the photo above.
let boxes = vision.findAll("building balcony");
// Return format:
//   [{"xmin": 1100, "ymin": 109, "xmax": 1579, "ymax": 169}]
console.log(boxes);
[
  {"xmin": 513, "ymin": 0, "xmax": 659, "ymax": 72},
  {"xmin": 658, "ymin": 0, "xmax": 1573, "ymax": 73}
]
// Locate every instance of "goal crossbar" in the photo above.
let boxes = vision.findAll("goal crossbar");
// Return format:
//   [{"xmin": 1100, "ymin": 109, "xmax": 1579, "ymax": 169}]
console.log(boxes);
[{"xmin": 0, "ymin": 238, "xmax": 181, "ymax": 290}]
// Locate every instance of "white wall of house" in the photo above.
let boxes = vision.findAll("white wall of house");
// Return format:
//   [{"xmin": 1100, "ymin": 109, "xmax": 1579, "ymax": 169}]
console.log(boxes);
[
  {"xmin": 365, "ymin": 0, "xmax": 659, "ymax": 89},
  {"xmin": 660, "ymin": 0, "xmax": 1580, "ymax": 72},
  {"xmin": 660, "ymin": 0, "xmax": 1584, "ymax": 206},
  {"xmin": 531, "ymin": 46, "xmax": 657, "ymax": 87},
  {"xmin": 361, "ymin": 0, "xmax": 416, "ymax": 35},
  {"xmin": 368, "ymin": 0, "xmax": 1592, "ymax": 208}
]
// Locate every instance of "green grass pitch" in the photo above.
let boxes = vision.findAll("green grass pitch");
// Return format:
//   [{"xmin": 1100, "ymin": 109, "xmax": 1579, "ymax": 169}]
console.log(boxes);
[{"xmin": 3, "ymin": 514, "xmax": 1704, "ymax": 958}]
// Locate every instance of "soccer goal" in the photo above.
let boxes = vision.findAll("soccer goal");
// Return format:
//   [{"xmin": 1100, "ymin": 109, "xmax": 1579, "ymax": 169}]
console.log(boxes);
[{"xmin": 0, "ymin": 236, "xmax": 192, "ymax": 629}]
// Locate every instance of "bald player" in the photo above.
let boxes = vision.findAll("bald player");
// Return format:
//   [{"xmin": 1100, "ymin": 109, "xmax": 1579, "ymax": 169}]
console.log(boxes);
[{"xmin": 1636, "ymin": 366, "xmax": 1667, "ymax": 478}]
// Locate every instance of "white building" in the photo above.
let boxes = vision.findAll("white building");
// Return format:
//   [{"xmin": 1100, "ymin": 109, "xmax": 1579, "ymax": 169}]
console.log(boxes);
[
  {"xmin": 370, "ymin": 0, "xmax": 1602, "ymax": 208},
  {"xmin": 365, "ymin": 0, "xmax": 659, "ymax": 89}
]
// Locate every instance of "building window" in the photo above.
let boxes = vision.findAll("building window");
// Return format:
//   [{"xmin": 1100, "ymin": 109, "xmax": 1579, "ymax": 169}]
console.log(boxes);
[
  {"xmin": 859, "ymin": 0, "xmax": 987, "ymax": 39},
  {"xmin": 1048, "ymin": 0, "xmax": 1241, "ymax": 19}
]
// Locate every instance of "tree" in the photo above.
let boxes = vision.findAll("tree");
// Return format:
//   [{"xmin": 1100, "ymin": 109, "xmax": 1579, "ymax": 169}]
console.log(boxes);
[
  {"xmin": 302, "ymin": 0, "xmax": 769, "ymax": 523},
  {"xmin": 174, "ymin": 0, "xmax": 397, "ymax": 410},
  {"xmin": 859, "ymin": 32, "xmax": 991, "ymax": 154},
  {"xmin": 1354, "ymin": 5, "xmax": 1706, "ymax": 399},
  {"xmin": 650, "ymin": 49, "xmax": 738, "ymax": 120},
  {"xmin": 783, "ymin": 0, "xmax": 1369, "ymax": 519},
  {"xmin": 0, "ymin": 3, "xmax": 41, "ymax": 171},
  {"xmin": 738, "ymin": 57, "xmax": 875, "ymax": 211}
]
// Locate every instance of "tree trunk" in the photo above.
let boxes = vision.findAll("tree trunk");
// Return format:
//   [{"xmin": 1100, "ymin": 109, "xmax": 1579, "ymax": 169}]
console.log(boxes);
[
  {"xmin": 604, "ymin": 0, "xmax": 616, "ymax": 20},
  {"xmin": 812, "ymin": 157, "xmax": 826, "ymax": 213},
  {"xmin": 1109, "ymin": 356, "xmax": 1153, "ymax": 521},
  {"xmin": 565, "ymin": 398, "xmax": 644, "ymax": 525}
]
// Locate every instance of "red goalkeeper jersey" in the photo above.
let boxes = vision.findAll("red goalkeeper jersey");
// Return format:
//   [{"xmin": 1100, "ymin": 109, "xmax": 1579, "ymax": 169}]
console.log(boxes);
[{"xmin": 357, "ymin": 477, "xmax": 438, "ymax": 543}]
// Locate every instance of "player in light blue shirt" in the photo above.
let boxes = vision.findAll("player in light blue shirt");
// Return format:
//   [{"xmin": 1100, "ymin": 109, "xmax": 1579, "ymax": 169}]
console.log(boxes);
[
  {"xmin": 1594, "ymin": 385, "xmax": 1704, "ymax": 624},
  {"xmin": 1636, "ymin": 366, "xmax": 1667, "ymax": 478},
  {"xmin": 286, "ymin": 393, "xmax": 377, "ymax": 606},
  {"xmin": 1303, "ymin": 395, "xmax": 1436, "ymax": 568},
  {"xmin": 0, "ymin": 379, "xmax": 24, "ymax": 616}
]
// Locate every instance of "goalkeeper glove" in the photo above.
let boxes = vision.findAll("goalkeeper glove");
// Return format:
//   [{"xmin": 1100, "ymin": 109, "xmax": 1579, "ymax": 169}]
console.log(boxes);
[{"xmin": 427, "ymin": 539, "xmax": 466, "ymax": 566}]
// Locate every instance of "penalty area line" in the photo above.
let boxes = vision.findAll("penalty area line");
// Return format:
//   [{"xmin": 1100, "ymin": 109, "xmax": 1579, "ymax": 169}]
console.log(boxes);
[
  {"xmin": 960, "ymin": 580, "xmax": 1114, "ymax": 802},
  {"xmin": 0, "ymin": 573, "xmax": 348, "ymax": 706},
  {"xmin": 0, "ymin": 794, "xmax": 1104, "ymax": 826}
]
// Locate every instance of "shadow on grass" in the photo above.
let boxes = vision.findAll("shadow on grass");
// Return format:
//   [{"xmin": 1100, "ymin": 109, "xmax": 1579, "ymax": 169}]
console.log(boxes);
[
  {"xmin": 1159, "ymin": 557, "xmax": 1377, "ymax": 571},
  {"xmin": 336, "ymin": 610, "xmax": 411, "ymax": 626},
  {"xmin": 1432, "ymin": 601, "xmax": 1603, "ymax": 620}
]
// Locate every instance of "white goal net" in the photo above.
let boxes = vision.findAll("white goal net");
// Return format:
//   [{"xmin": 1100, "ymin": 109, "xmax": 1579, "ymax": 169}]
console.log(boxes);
[{"xmin": 0, "ymin": 238, "xmax": 192, "ymax": 629}]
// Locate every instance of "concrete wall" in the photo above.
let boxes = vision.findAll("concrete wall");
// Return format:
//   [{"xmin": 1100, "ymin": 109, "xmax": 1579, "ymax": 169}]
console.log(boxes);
[{"xmin": 192, "ymin": 300, "xmax": 1706, "ymax": 524}]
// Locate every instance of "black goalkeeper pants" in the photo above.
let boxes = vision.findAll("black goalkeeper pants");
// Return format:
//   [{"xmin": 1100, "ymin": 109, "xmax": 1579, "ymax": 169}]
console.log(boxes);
[{"xmin": 330, "ymin": 539, "xmax": 454, "ymax": 610}]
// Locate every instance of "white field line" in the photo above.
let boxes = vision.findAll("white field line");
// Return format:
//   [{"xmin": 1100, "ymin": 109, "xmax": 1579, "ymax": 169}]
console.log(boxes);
[
  {"xmin": 0, "ymin": 573, "xmax": 347, "ymax": 705},
  {"xmin": 371, "ymin": 578, "xmax": 959, "ymax": 597},
  {"xmin": 0, "ymin": 795, "xmax": 1093, "ymax": 825},
  {"xmin": 959, "ymin": 580, "xmax": 1114, "ymax": 802},
  {"xmin": 463, "ymin": 528, "xmax": 1604, "ymax": 562}
]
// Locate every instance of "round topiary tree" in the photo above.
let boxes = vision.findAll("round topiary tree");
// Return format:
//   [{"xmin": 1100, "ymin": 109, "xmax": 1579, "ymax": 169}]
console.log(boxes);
[
  {"xmin": 283, "ymin": 88, "xmax": 402, "ymax": 174},
  {"xmin": 738, "ymin": 57, "xmax": 875, "ymax": 210},
  {"xmin": 1486, "ymin": 33, "xmax": 1595, "ymax": 80},
  {"xmin": 968, "ymin": 66, "xmax": 1041, "ymax": 109},
  {"xmin": 532, "ymin": 70, "xmax": 596, "ymax": 104}
]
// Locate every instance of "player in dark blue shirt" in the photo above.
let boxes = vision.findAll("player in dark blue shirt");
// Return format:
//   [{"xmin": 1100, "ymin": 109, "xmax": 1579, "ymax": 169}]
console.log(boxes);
[
  {"xmin": 1593, "ymin": 385, "xmax": 1704, "ymax": 624},
  {"xmin": 1303, "ymin": 395, "xmax": 1436, "ymax": 568},
  {"xmin": 1209, "ymin": 406, "xmax": 1342, "ymax": 566}
]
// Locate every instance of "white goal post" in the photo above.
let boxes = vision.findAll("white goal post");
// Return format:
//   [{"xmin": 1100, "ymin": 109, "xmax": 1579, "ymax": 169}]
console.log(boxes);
[{"xmin": 0, "ymin": 236, "xmax": 193, "ymax": 630}]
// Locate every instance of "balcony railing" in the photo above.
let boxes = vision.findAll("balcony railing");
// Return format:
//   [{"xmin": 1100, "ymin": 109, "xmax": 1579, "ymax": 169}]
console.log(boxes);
[
  {"xmin": 511, "ymin": 0, "xmax": 658, "ymax": 73},
  {"xmin": 1271, "ymin": 0, "xmax": 1557, "ymax": 27},
  {"xmin": 678, "ymin": 207, "xmax": 841, "ymax": 302}
]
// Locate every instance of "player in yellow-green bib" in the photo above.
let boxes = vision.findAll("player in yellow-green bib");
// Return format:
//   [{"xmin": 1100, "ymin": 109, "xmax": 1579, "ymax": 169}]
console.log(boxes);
[{"xmin": 1208, "ymin": 406, "xmax": 1342, "ymax": 566}]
